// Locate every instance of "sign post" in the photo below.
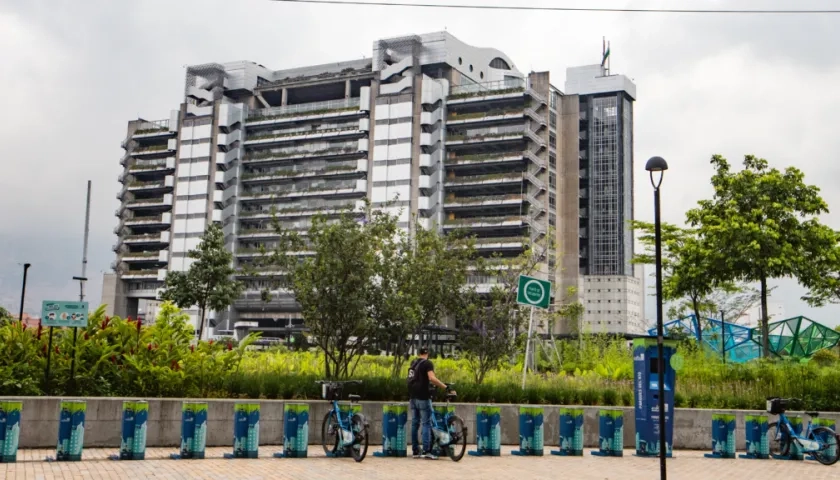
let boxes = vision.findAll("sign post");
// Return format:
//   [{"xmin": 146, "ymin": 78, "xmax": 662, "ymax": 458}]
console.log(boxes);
[
  {"xmin": 517, "ymin": 275, "xmax": 552, "ymax": 388},
  {"xmin": 41, "ymin": 301, "xmax": 89, "ymax": 395}
]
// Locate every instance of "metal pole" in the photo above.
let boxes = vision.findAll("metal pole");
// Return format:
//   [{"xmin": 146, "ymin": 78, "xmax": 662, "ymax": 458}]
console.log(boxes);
[
  {"xmin": 18, "ymin": 263, "xmax": 31, "ymax": 324},
  {"xmin": 720, "ymin": 310, "xmax": 726, "ymax": 364},
  {"xmin": 68, "ymin": 180, "xmax": 91, "ymax": 396},
  {"xmin": 44, "ymin": 326, "xmax": 54, "ymax": 395},
  {"xmin": 653, "ymin": 184, "xmax": 667, "ymax": 478},
  {"xmin": 521, "ymin": 306, "xmax": 535, "ymax": 389},
  {"xmin": 69, "ymin": 327, "xmax": 78, "ymax": 395}
]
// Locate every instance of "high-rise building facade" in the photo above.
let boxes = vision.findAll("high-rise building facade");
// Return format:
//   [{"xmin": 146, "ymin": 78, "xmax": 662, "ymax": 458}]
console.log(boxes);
[
  {"xmin": 564, "ymin": 65, "xmax": 645, "ymax": 334},
  {"xmin": 102, "ymin": 32, "xmax": 641, "ymax": 337}
]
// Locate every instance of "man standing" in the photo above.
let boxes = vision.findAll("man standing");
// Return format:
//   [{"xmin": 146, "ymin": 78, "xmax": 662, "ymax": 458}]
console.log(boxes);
[{"xmin": 407, "ymin": 347, "xmax": 449, "ymax": 459}]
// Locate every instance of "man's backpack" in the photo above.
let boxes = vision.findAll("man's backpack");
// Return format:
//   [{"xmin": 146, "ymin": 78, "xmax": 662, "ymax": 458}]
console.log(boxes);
[{"xmin": 407, "ymin": 358, "xmax": 426, "ymax": 387}]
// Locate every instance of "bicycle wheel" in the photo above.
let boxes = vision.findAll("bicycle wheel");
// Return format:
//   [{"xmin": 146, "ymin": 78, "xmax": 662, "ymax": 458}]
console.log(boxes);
[
  {"xmin": 769, "ymin": 422, "xmax": 790, "ymax": 457},
  {"xmin": 446, "ymin": 415, "xmax": 467, "ymax": 462},
  {"xmin": 350, "ymin": 414, "xmax": 369, "ymax": 463},
  {"xmin": 322, "ymin": 411, "xmax": 339, "ymax": 455},
  {"xmin": 808, "ymin": 427, "xmax": 840, "ymax": 466}
]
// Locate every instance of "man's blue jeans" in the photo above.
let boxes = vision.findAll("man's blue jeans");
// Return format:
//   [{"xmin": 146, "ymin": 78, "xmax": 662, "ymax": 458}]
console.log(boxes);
[{"xmin": 410, "ymin": 398, "xmax": 432, "ymax": 454}]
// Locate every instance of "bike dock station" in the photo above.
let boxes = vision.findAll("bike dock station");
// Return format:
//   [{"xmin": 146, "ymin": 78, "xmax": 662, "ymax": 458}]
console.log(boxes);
[
  {"xmin": 469, "ymin": 405, "xmax": 501, "ymax": 457},
  {"xmin": 551, "ymin": 408, "xmax": 584, "ymax": 456},
  {"xmin": 374, "ymin": 404, "xmax": 407, "ymax": 458},
  {"xmin": 511, "ymin": 406, "xmax": 544, "ymax": 456}
]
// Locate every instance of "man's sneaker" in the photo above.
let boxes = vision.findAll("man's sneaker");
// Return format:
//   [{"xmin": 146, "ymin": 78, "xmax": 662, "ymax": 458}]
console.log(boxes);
[
  {"xmin": 423, "ymin": 452, "xmax": 439, "ymax": 460},
  {"xmin": 412, "ymin": 452, "xmax": 422, "ymax": 459}
]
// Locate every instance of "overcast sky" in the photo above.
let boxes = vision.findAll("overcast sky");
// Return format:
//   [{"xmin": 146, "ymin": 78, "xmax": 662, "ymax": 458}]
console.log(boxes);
[{"xmin": 2, "ymin": 0, "xmax": 839, "ymax": 327}]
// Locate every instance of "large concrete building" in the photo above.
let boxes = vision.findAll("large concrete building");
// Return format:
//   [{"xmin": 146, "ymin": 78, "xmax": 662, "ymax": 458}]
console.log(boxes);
[{"xmin": 101, "ymin": 31, "xmax": 645, "ymax": 337}]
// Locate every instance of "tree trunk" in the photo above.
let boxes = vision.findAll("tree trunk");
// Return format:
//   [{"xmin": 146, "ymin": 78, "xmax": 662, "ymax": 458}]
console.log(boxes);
[
  {"xmin": 760, "ymin": 277, "xmax": 770, "ymax": 358},
  {"xmin": 197, "ymin": 306, "xmax": 206, "ymax": 341}
]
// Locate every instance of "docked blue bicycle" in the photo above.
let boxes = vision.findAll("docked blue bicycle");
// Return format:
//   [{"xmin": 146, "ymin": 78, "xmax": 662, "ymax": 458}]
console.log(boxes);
[
  {"xmin": 428, "ymin": 383, "xmax": 468, "ymax": 461},
  {"xmin": 317, "ymin": 380, "xmax": 370, "ymax": 462},
  {"xmin": 767, "ymin": 397, "xmax": 840, "ymax": 465}
]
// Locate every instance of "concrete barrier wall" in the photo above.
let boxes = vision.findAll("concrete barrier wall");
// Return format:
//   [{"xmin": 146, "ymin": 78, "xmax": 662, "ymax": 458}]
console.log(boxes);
[{"xmin": 7, "ymin": 397, "xmax": 839, "ymax": 450}]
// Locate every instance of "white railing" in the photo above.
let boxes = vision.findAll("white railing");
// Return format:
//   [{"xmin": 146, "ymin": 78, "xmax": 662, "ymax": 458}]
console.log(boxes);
[
  {"xmin": 450, "ymin": 78, "xmax": 526, "ymax": 97},
  {"xmin": 249, "ymin": 97, "xmax": 360, "ymax": 120}
]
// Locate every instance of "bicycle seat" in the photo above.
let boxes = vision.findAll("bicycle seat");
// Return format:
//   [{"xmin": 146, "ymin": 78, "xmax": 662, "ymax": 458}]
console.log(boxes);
[
  {"xmin": 806, "ymin": 411, "xmax": 820, "ymax": 417},
  {"xmin": 348, "ymin": 394, "xmax": 361, "ymax": 402}
]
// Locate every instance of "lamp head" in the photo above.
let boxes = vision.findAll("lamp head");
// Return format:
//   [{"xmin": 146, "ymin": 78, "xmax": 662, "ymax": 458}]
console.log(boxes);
[{"xmin": 645, "ymin": 156, "xmax": 668, "ymax": 189}]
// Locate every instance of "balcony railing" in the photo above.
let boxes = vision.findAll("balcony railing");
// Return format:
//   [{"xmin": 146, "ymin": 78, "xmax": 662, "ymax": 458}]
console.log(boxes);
[
  {"xmin": 243, "ymin": 146, "xmax": 358, "ymax": 164},
  {"xmin": 474, "ymin": 236, "xmax": 526, "ymax": 246},
  {"xmin": 133, "ymin": 144, "xmax": 169, "ymax": 154},
  {"xmin": 446, "ymin": 194, "xmax": 522, "ymax": 206},
  {"xmin": 444, "ymin": 215, "xmax": 523, "ymax": 226},
  {"xmin": 123, "ymin": 234, "xmax": 164, "ymax": 242},
  {"xmin": 122, "ymin": 269, "xmax": 159, "ymax": 277},
  {"xmin": 446, "ymin": 127, "xmax": 525, "ymax": 143},
  {"xmin": 242, "ymin": 180, "xmax": 360, "ymax": 198},
  {"xmin": 248, "ymin": 98, "xmax": 361, "ymax": 123},
  {"xmin": 449, "ymin": 78, "xmax": 526, "ymax": 100},
  {"xmin": 127, "ymin": 197, "xmax": 166, "ymax": 206},
  {"xmin": 128, "ymin": 180, "xmax": 166, "ymax": 189},
  {"xmin": 246, "ymin": 126, "xmax": 359, "ymax": 143},
  {"xmin": 447, "ymin": 108, "xmax": 523, "ymax": 122},
  {"xmin": 129, "ymin": 161, "xmax": 170, "ymax": 172},
  {"xmin": 123, "ymin": 251, "xmax": 161, "ymax": 258},
  {"xmin": 125, "ymin": 214, "xmax": 164, "ymax": 224},
  {"xmin": 447, "ymin": 173, "xmax": 522, "ymax": 185},
  {"xmin": 241, "ymin": 164, "xmax": 357, "ymax": 181}
]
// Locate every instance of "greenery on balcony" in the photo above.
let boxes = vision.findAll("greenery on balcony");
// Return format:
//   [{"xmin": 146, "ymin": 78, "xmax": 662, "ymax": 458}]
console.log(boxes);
[
  {"xmin": 444, "ymin": 215, "xmax": 521, "ymax": 225},
  {"xmin": 134, "ymin": 144, "xmax": 169, "ymax": 153},
  {"xmin": 447, "ymin": 130, "xmax": 524, "ymax": 143},
  {"xmin": 123, "ymin": 269, "xmax": 159, "ymax": 276},
  {"xmin": 473, "ymin": 236, "xmax": 525, "ymax": 245},
  {"xmin": 126, "ymin": 215, "xmax": 163, "ymax": 223},
  {"xmin": 134, "ymin": 127, "xmax": 169, "ymax": 135},
  {"xmin": 247, "ymin": 126, "xmax": 358, "ymax": 142},
  {"xmin": 243, "ymin": 146, "xmax": 357, "ymax": 162},
  {"xmin": 448, "ymin": 86, "xmax": 524, "ymax": 100},
  {"xmin": 241, "ymin": 165, "xmax": 356, "ymax": 180},
  {"xmin": 123, "ymin": 251, "xmax": 160, "ymax": 258},
  {"xmin": 129, "ymin": 162, "xmax": 167, "ymax": 171},
  {"xmin": 124, "ymin": 234, "xmax": 161, "ymax": 241},
  {"xmin": 447, "ymin": 152, "xmax": 522, "ymax": 164},
  {"xmin": 128, "ymin": 180, "xmax": 165, "ymax": 188},
  {"xmin": 447, "ymin": 172, "xmax": 522, "ymax": 185},
  {"xmin": 242, "ymin": 184, "xmax": 357, "ymax": 198},
  {"xmin": 127, "ymin": 197, "xmax": 165, "ymax": 205},
  {"xmin": 446, "ymin": 194, "xmax": 522, "ymax": 205},
  {"xmin": 247, "ymin": 106, "xmax": 358, "ymax": 123},
  {"xmin": 447, "ymin": 108, "xmax": 523, "ymax": 121}
]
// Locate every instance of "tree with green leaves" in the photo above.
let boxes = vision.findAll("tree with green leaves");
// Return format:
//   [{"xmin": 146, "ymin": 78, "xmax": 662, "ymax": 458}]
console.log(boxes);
[
  {"xmin": 370, "ymin": 223, "xmax": 477, "ymax": 377},
  {"xmin": 685, "ymin": 154, "xmax": 837, "ymax": 357},
  {"xmin": 0, "ymin": 306, "xmax": 12, "ymax": 327},
  {"xmin": 160, "ymin": 223, "xmax": 243, "ymax": 341},
  {"xmin": 268, "ymin": 207, "xmax": 398, "ymax": 379}
]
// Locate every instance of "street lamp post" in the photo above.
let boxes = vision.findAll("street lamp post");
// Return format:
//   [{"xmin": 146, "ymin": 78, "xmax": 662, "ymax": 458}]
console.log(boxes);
[
  {"xmin": 646, "ymin": 156, "xmax": 669, "ymax": 480},
  {"xmin": 18, "ymin": 263, "xmax": 31, "ymax": 325}
]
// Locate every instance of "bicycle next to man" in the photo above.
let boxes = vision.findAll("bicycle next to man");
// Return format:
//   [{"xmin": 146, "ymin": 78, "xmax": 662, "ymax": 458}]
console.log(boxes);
[{"xmin": 767, "ymin": 397, "xmax": 840, "ymax": 465}]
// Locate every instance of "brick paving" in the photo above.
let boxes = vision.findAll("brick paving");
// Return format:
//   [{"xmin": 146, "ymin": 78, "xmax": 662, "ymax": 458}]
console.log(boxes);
[{"xmin": 3, "ymin": 446, "xmax": 838, "ymax": 479}]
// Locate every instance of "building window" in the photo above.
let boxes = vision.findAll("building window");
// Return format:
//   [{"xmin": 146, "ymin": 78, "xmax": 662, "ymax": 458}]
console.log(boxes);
[
  {"xmin": 549, "ymin": 133, "xmax": 556, "ymax": 148},
  {"xmin": 549, "ymin": 213, "xmax": 556, "ymax": 226},
  {"xmin": 549, "ymin": 153, "xmax": 556, "ymax": 169},
  {"xmin": 549, "ymin": 194, "xmax": 556, "ymax": 208},
  {"xmin": 549, "ymin": 173, "xmax": 556, "ymax": 189},
  {"xmin": 550, "ymin": 112, "xmax": 557, "ymax": 128}
]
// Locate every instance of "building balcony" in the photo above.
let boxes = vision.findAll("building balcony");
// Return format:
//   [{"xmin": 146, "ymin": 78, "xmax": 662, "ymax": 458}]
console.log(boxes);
[
  {"xmin": 129, "ymin": 157, "xmax": 176, "ymax": 174},
  {"xmin": 447, "ymin": 79, "xmax": 526, "ymax": 105},
  {"xmin": 442, "ymin": 216, "xmax": 525, "ymax": 230},
  {"xmin": 126, "ymin": 194, "xmax": 173, "ymax": 211},
  {"xmin": 235, "ymin": 265, "xmax": 287, "ymax": 278},
  {"xmin": 124, "ymin": 213, "xmax": 171, "ymax": 228},
  {"xmin": 246, "ymin": 98, "xmax": 362, "ymax": 127},
  {"xmin": 132, "ymin": 120, "xmax": 175, "ymax": 140},
  {"xmin": 240, "ymin": 161, "xmax": 366, "ymax": 184},
  {"xmin": 132, "ymin": 143, "xmax": 176, "ymax": 157},
  {"xmin": 473, "ymin": 236, "xmax": 527, "ymax": 251},
  {"xmin": 446, "ymin": 109, "xmax": 524, "ymax": 126},
  {"xmin": 121, "ymin": 268, "xmax": 163, "ymax": 280},
  {"xmin": 445, "ymin": 151, "xmax": 524, "ymax": 169},
  {"xmin": 127, "ymin": 176, "xmax": 174, "ymax": 194},
  {"xmin": 445, "ymin": 130, "xmax": 526, "ymax": 147},
  {"xmin": 186, "ymin": 103, "xmax": 214, "ymax": 117},
  {"xmin": 239, "ymin": 205, "xmax": 352, "ymax": 220},
  {"xmin": 123, "ymin": 231, "xmax": 170, "ymax": 246},
  {"xmin": 445, "ymin": 172, "xmax": 522, "ymax": 189},
  {"xmin": 244, "ymin": 127, "xmax": 365, "ymax": 147},
  {"xmin": 444, "ymin": 194, "xmax": 523, "ymax": 210},
  {"xmin": 242, "ymin": 146, "xmax": 362, "ymax": 166},
  {"xmin": 121, "ymin": 250, "xmax": 167, "ymax": 263},
  {"xmin": 240, "ymin": 179, "xmax": 367, "ymax": 202}
]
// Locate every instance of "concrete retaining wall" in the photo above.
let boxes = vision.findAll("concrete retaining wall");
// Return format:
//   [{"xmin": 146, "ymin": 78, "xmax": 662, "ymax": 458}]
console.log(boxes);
[{"xmin": 6, "ymin": 397, "xmax": 839, "ymax": 450}]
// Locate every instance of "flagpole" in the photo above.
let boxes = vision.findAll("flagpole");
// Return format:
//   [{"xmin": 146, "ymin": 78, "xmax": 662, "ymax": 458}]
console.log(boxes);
[{"xmin": 607, "ymin": 41, "xmax": 611, "ymax": 74}]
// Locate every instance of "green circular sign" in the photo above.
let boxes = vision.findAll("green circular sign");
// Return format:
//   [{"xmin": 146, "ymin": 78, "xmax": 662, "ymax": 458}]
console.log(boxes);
[
  {"xmin": 523, "ymin": 280, "xmax": 546, "ymax": 305},
  {"xmin": 670, "ymin": 353, "xmax": 685, "ymax": 372}
]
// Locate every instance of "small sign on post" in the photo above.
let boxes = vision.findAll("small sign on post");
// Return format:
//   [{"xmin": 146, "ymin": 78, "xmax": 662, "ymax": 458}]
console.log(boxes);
[
  {"xmin": 41, "ymin": 301, "xmax": 89, "ymax": 328},
  {"xmin": 516, "ymin": 275, "xmax": 551, "ymax": 309}
]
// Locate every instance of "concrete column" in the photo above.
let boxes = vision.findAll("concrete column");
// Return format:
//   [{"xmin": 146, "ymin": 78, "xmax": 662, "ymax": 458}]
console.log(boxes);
[
  {"xmin": 281, "ymin": 88, "xmax": 288, "ymax": 106},
  {"xmin": 345, "ymin": 79, "xmax": 351, "ymax": 99}
]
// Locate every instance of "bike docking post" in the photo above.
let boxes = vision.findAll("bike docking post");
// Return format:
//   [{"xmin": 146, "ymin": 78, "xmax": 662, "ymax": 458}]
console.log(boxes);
[
  {"xmin": 739, "ymin": 414, "xmax": 770, "ymax": 459},
  {"xmin": 374, "ymin": 404, "xmax": 407, "ymax": 458},
  {"xmin": 431, "ymin": 404, "xmax": 455, "ymax": 457},
  {"xmin": 275, "ymin": 403, "xmax": 309, "ymax": 458},
  {"xmin": 170, "ymin": 402, "xmax": 207, "ymax": 460},
  {"xmin": 47, "ymin": 400, "xmax": 86, "ymax": 462},
  {"xmin": 109, "ymin": 401, "xmax": 148, "ymax": 461},
  {"xmin": 808, "ymin": 417, "xmax": 837, "ymax": 462},
  {"xmin": 0, "ymin": 400, "xmax": 23, "ymax": 463},
  {"xmin": 591, "ymin": 409, "xmax": 624, "ymax": 457},
  {"xmin": 551, "ymin": 408, "xmax": 584, "ymax": 456},
  {"xmin": 771, "ymin": 415, "xmax": 804, "ymax": 461},
  {"xmin": 327, "ymin": 403, "xmax": 361, "ymax": 458},
  {"xmin": 704, "ymin": 413, "xmax": 736, "ymax": 459},
  {"xmin": 225, "ymin": 403, "xmax": 260, "ymax": 459},
  {"xmin": 512, "ymin": 406, "xmax": 544, "ymax": 456},
  {"xmin": 468, "ymin": 405, "xmax": 501, "ymax": 457}
]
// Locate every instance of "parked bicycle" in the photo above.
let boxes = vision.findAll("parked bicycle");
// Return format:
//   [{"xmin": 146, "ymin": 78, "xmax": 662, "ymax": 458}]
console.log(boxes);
[
  {"xmin": 317, "ymin": 380, "xmax": 369, "ymax": 462},
  {"xmin": 767, "ymin": 397, "xmax": 840, "ymax": 465},
  {"xmin": 428, "ymin": 383, "xmax": 468, "ymax": 461}
]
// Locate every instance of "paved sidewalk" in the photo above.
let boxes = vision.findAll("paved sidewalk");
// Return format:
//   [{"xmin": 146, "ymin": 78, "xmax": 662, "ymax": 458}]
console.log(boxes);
[{"xmin": 3, "ymin": 446, "xmax": 838, "ymax": 479}]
